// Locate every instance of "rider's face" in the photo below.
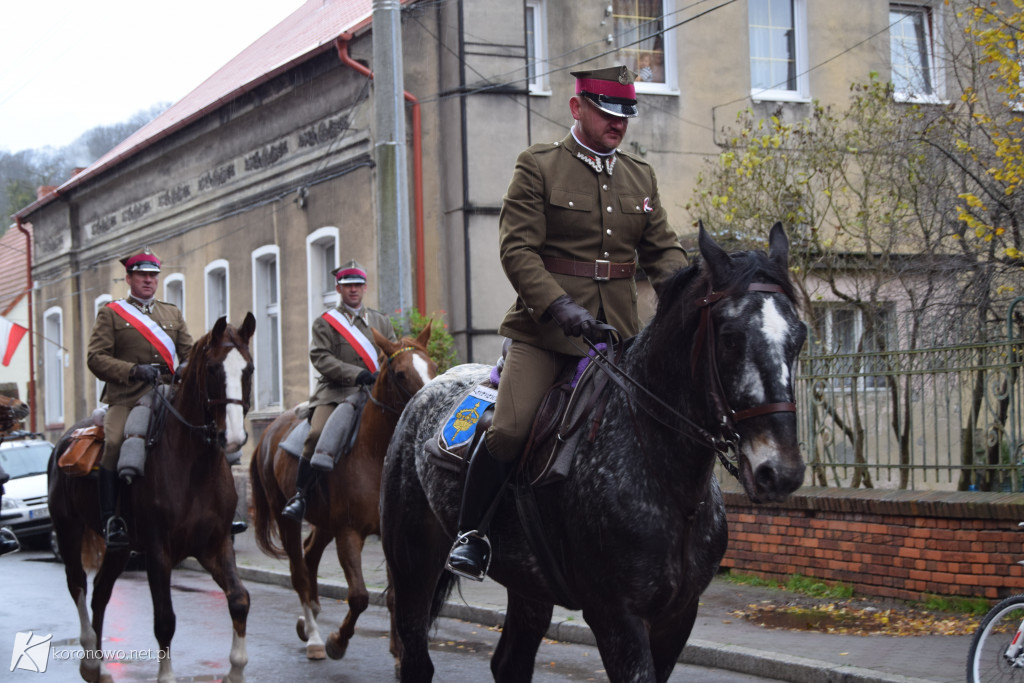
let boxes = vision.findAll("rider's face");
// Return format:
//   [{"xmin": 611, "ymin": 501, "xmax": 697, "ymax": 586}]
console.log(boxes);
[
  {"xmin": 127, "ymin": 271, "xmax": 159, "ymax": 300},
  {"xmin": 338, "ymin": 282, "xmax": 366, "ymax": 309}
]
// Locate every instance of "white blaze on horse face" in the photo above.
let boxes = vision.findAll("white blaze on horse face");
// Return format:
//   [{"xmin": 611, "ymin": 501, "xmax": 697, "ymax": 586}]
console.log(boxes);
[
  {"xmin": 222, "ymin": 348, "xmax": 248, "ymax": 450},
  {"xmin": 760, "ymin": 298, "xmax": 791, "ymax": 389},
  {"xmin": 412, "ymin": 353, "xmax": 433, "ymax": 386}
]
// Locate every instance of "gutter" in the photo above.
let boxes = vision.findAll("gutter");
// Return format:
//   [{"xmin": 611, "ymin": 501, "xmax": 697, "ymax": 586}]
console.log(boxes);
[
  {"xmin": 335, "ymin": 33, "xmax": 426, "ymax": 315},
  {"xmin": 14, "ymin": 218, "xmax": 36, "ymax": 432}
]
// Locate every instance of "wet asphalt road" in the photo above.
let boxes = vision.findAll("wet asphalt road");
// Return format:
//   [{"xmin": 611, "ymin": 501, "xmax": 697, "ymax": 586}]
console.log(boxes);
[{"xmin": 2, "ymin": 548, "xmax": 781, "ymax": 682}]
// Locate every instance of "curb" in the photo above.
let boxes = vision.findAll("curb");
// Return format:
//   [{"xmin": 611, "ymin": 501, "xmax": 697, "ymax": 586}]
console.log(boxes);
[{"xmin": 180, "ymin": 560, "xmax": 937, "ymax": 683}]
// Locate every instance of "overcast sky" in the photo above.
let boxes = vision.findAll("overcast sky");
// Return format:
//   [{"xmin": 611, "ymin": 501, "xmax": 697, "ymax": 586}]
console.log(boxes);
[{"xmin": 0, "ymin": 0, "xmax": 306, "ymax": 153}]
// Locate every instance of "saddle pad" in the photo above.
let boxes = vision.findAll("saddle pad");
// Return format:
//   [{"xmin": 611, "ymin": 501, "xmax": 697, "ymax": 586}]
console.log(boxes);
[{"xmin": 438, "ymin": 384, "xmax": 497, "ymax": 457}]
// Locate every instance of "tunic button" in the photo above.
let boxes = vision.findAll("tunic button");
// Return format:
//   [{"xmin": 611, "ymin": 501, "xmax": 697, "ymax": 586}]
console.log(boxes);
[
  {"xmin": 635, "ymin": 205, "xmax": 641, "ymax": 210},
  {"xmin": 606, "ymin": 206, "xmax": 612, "ymax": 213},
  {"xmin": 568, "ymin": 201, "xmax": 574, "ymax": 207},
  {"xmin": 603, "ymin": 252, "xmax": 610, "ymax": 258},
  {"xmin": 602, "ymin": 184, "xmax": 608, "ymax": 191},
  {"xmin": 606, "ymin": 229, "xmax": 612, "ymax": 235}
]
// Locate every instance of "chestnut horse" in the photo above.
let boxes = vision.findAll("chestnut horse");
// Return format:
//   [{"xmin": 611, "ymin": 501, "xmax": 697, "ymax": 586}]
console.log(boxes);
[
  {"xmin": 249, "ymin": 324, "xmax": 436, "ymax": 660},
  {"xmin": 0, "ymin": 394, "xmax": 29, "ymax": 435},
  {"xmin": 49, "ymin": 314, "xmax": 256, "ymax": 683}
]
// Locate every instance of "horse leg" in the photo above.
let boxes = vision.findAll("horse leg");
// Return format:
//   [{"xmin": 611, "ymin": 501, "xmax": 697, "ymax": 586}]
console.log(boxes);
[
  {"xmin": 325, "ymin": 528, "xmax": 367, "ymax": 660},
  {"xmin": 650, "ymin": 598, "xmax": 699, "ymax": 683},
  {"xmin": 282, "ymin": 517, "xmax": 328, "ymax": 659},
  {"xmin": 144, "ymin": 549, "xmax": 178, "ymax": 683},
  {"xmin": 84, "ymin": 548, "xmax": 130, "ymax": 683},
  {"xmin": 55, "ymin": 518, "xmax": 98, "ymax": 683},
  {"xmin": 491, "ymin": 591, "xmax": 553, "ymax": 683},
  {"xmin": 301, "ymin": 525, "xmax": 329, "ymax": 615},
  {"xmin": 584, "ymin": 610, "xmax": 656, "ymax": 683},
  {"xmin": 198, "ymin": 540, "xmax": 251, "ymax": 683}
]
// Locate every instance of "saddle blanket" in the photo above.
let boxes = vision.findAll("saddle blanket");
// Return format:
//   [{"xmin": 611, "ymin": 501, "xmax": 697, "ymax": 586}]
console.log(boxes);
[{"xmin": 440, "ymin": 384, "xmax": 497, "ymax": 454}]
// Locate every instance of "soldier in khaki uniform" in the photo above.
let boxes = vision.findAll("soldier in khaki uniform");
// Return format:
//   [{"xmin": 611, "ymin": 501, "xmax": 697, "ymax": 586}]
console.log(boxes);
[
  {"xmin": 87, "ymin": 249, "xmax": 193, "ymax": 548},
  {"xmin": 447, "ymin": 66, "xmax": 689, "ymax": 580},
  {"xmin": 282, "ymin": 259, "xmax": 399, "ymax": 522}
]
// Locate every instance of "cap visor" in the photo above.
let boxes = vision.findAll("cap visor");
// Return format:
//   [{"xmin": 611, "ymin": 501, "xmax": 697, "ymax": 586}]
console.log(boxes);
[{"xmin": 595, "ymin": 101, "xmax": 637, "ymax": 118}]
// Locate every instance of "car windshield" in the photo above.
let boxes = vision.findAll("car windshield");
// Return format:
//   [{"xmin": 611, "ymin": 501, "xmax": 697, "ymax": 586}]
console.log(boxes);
[{"xmin": 0, "ymin": 443, "xmax": 52, "ymax": 479}]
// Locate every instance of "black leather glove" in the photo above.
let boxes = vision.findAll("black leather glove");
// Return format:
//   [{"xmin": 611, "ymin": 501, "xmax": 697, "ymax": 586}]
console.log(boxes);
[
  {"xmin": 130, "ymin": 364, "xmax": 160, "ymax": 385},
  {"xmin": 547, "ymin": 294, "xmax": 597, "ymax": 339},
  {"xmin": 356, "ymin": 370, "xmax": 377, "ymax": 386}
]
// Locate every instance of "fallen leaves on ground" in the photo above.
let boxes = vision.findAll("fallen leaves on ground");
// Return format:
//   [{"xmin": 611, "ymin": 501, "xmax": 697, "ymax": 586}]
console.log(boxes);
[{"xmin": 731, "ymin": 601, "xmax": 980, "ymax": 636}]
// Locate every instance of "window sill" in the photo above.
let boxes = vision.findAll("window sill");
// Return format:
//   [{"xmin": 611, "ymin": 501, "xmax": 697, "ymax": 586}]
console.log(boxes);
[
  {"xmin": 528, "ymin": 88, "xmax": 552, "ymax": 97},
  {"xmin": 750, "ymin": 89, "xmax": 812, "ymax": 104},
  {"xmin": 634, "ymin": 84, "xmax": 680, "ymax": 96}
]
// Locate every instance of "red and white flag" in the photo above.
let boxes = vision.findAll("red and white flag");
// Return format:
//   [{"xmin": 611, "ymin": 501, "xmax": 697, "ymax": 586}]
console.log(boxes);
[{"xmin": 0, "ymin": 316, "xmax": 27, "ymax": 367}]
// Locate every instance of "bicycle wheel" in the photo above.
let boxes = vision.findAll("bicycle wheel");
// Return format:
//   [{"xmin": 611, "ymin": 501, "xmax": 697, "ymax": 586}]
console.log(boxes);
[{"xmin": 968, "ymin": 594, "xmax": 1024, "ymax": 682}]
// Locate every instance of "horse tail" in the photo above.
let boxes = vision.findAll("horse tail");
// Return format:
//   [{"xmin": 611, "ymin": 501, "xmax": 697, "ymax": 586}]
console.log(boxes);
[
  {"xmin": 429, "ymin": 567, "xmax": 457, "ymax": 624},
  {"xmin": 248, "ymin": 441, "xmax": 286, "ymax": 559}
]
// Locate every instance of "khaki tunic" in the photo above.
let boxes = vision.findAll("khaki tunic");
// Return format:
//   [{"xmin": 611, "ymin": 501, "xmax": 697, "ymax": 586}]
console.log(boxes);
[
  {"xmin": 307, "ymin": 306, "xmax": 398, "ymax": 409},
  {"xmin": 87, "ymin": 298, "xmax": 194, "ymax": 407},
  {"xmin": 497, "ymin": 132, "xmax": 688, "ymax": 357}
]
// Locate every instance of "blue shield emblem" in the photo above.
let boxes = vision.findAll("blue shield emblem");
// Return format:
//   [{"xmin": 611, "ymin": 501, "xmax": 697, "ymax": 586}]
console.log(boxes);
[{"xmin": 441, "ymin": 385, "xmax": 498, "ymax": 451}]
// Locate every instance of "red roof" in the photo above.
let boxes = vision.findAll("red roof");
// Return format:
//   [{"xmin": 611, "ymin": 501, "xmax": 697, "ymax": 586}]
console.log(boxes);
[
  {"xmin": 17, "ymin": 0, "xmax": 389, "ymax": 218},
  {"xmin": 0, "ymin": 225, "xmax": 30, "ymax": 317}
]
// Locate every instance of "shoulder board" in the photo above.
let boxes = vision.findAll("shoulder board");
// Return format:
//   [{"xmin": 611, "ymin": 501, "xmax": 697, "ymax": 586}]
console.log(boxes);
[
  {"xmin": 615, "ymin": 148, "xmax": 651, "ymax": 167},
  {"xmin": 526, "ymin": 140, "xmax": 564, "ymax": 155}
]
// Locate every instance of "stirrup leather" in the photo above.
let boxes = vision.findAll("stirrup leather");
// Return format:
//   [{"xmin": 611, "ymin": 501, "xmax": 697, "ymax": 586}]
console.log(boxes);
[{"xmin": 445, "ymin": 530, "xmax": 492, "ymax": 581}]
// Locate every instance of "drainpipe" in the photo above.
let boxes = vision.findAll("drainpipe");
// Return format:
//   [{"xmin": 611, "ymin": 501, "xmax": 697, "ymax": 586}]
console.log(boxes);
[
  {"xmin": 335, "ymin": 34, "xmax": 426, "ymax": 315},
  {"xmin": 15, "ymin": 217, "xmax": 36, "ymax": 432}
]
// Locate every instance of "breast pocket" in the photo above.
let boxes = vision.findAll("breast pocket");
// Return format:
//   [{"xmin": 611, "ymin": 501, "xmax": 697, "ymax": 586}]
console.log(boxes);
[{"xmin": 550, "ymin": 188, "xmax": 594, "ymax": 212}]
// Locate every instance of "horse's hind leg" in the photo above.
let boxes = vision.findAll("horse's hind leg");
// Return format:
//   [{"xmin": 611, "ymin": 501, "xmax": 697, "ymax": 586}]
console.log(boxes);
[
  {"xmin": 325, "ymin": 528, "xmax": 368, "ymax": 660},
  {"xmin": 144, "ymin": 549, "xmax": 179, "ymax": 683},
  {"xmin": 198, "ymin": 540, "xmax": 251, "ymax": 683},
  {"xmin": 283, "ymin": 518, "xmax": 329, "ymax": 659},
  {"xmin": 492, "ymin": 592, "xmax": 553, "ymax": 683},
  {"xmin": 54, "ymin": 517, "xmax": 103, "ymax": 683}
]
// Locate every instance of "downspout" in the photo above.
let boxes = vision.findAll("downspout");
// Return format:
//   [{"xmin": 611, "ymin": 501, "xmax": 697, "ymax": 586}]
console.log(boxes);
[
  {"xmin": 335, "ymin": 34, "xmax": 426, "ymax": 315},
  {"xmin": 15, "ymin": 217, "xmax": 36, "ymax": 432}
]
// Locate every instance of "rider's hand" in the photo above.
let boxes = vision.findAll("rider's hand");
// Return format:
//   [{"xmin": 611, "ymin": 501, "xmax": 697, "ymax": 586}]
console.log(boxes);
[
  {"xmin": 547, "ymin": 295, "xmax": 597, "ymax": 339},
  {"xmin": 130, "ymin": 364, "xmax": 160, "ymax": 385},
  {"xmin": 356, "ymin": 370, "xmax": 377, "ymax": 386}
]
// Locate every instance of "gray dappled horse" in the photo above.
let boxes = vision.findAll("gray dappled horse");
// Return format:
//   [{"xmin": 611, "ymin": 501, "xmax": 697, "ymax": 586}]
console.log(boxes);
[{"xmin": 381, "ymin": 224, "xmax": 806, "ymax": 682}]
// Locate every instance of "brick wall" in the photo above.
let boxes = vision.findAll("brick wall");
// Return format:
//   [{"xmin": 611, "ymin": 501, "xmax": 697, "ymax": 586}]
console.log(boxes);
[{"xmin": 719, "ymin": 483, "xmax": 1024, "ymax": 602}]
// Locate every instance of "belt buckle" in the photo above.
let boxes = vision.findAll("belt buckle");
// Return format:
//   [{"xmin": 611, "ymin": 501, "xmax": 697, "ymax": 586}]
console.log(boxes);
[{"xmin": 593, "ymin": 260, "xmax": 611, "ymax": 281}]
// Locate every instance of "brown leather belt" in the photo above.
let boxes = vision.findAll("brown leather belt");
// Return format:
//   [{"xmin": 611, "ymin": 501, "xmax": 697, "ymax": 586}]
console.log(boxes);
[{"xmin": 542, "ymin": 257, "xmax": 636, "ymax": 281}]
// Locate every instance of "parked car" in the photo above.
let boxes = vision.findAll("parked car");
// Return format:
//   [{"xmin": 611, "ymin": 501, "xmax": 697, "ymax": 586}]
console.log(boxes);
[{"xmin": 1, "ymin": 431, "xmax": 54, "ymax": 549}]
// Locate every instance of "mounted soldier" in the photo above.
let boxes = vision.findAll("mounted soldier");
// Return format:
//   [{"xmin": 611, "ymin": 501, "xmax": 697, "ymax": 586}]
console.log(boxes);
[
  {"xmin": 282, "ymin": 259, "xmax": 399, "ymax": 522},
  {"xmin": 86, "ymin": 248, "xmax": 194, "ymax": 548}
]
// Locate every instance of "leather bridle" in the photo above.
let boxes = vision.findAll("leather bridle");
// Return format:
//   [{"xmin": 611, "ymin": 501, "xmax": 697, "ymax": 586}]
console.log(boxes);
[{"xmin": 365, "ymin": 345, "xmax": 426, "ymax": 415}]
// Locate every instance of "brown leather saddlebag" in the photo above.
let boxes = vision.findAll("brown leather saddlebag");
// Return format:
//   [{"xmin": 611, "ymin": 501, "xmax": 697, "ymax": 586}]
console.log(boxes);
[{"xmin": 58, "ymin": 425, "xmax": 104, "ymax": 477}]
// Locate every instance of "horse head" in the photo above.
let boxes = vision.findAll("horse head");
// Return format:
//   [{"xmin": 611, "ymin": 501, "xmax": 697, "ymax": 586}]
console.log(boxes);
[
  {"xmin": 371, "ymin": 323, "xmax": 438, "ymax": 409},
  {"xmin": 0, "ymin": 394, "xmax": 29, "ymax": 435},
  {"xmin": 690, "ymin": 222, "xmax": 806, "ymax": 503},
  {"xmin": 181, "ymin": 312, "xmax": 256, "ymax": 453}
]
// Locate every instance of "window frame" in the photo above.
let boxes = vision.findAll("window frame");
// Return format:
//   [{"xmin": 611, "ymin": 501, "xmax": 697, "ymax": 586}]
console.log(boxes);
[
  {"xmin": 612, "ymin": 0, "xmax": 679, "ymax": 95},
  {"xmin": 889, "ymin": 2, "xmax": 944, "ymax": 104},
  {"xmin": 525, "ymin": 0, "xmax": 551, "ymax": 95},
  {"xmin": 251, "ymin": 245, "xmax": 283, "ymax": 410},
  {"xmin": 306, "ymin": 227, "xmax": 340, "ymax": 393},
  {"xmin": 43, "ymin": 306, "xmax": 64, "ymax": 425},
  {"xmin": 163, "ymin": 273, "xmax": 185, "ymax": 316},
  {"xmin": 811, "ymin": 303, "xmax": 895, "ymax": 391},
  {"xmin": 93, "ymin": 294, "xmax": 112, "ymax": 407},
  {"xmin": 204, "ymin": 259, "xmax": 230, "ymax": 330},
  {"xmin": 748, "ymin": 0, "xmax": 810, "ymax": 103}
]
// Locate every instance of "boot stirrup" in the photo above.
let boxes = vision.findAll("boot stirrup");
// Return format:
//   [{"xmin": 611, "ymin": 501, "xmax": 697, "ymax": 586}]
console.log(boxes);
[{"xmin": 446, "ymin": 530, "xmax": 491, "ymax": 581}]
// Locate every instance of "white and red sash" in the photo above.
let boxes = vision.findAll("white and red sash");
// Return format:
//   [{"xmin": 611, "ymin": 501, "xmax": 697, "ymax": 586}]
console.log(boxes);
[
  {"xmin": 107, "ymin": 300, "xmax": 177, "ymax": 372},
  {"xmin": 322, "ymin": 309, "xmax": 380, "ymax": 373}
]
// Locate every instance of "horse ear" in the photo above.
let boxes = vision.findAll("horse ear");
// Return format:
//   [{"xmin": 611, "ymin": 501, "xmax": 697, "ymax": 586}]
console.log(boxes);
[
  {"xmin": 372, "ymin": 327, "xmax": 395, "ymax": 354},
  {"xmin": 767, "ymin": 222, "xmax": 789, "ymax": 268},
  {"xmin": 212, "ymin": 316, "xmax": 228, "ymax": 342},
  {"xmin": 698, "ymin": 221, "xmax": 730, "ymax": 280},
  {"xmin": 415, "ymin": 320, "xmax": 432, "ymax": 346},
  {"xmin": 239, "ymin": 312, "xmax": 257, "ymax": 343}
]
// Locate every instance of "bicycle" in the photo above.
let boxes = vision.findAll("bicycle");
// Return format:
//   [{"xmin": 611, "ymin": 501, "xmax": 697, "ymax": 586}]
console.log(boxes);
[{"xmin": 967, "ymin": 523, "xmax": 1024, "ymax": 682}]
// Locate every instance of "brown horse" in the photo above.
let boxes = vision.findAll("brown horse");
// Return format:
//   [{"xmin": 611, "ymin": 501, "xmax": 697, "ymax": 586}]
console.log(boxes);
[
  {"xmin": 249, "ymin": 324, "xmax": 436, "ymax": 660},
  {"xmin": 0, "ymin": 394, "xmax": 29, "ymax": 435},
  {"xmin": 48, "ymin": 314, "xmax": 256, "ymax": 683}
]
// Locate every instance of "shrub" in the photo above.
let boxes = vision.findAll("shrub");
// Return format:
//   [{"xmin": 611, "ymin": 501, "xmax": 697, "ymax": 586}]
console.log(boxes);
[{"xmin": 391, "ymin": 308, "xmax": 459, "ymax": 373}]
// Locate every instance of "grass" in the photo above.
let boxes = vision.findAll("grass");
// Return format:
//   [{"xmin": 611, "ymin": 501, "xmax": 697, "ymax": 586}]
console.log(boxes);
[{"xmin": 721, "ymin": 570, "xmax": 992, "ymax": 615}]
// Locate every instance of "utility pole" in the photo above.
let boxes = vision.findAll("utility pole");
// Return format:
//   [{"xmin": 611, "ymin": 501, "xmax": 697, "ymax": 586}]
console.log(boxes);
[{"xmin": 372, "ymin": 0, "xmax": 413, "ymax": 318}]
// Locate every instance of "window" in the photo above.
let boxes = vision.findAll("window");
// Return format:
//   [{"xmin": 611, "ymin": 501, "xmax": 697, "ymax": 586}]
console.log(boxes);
[
  {"xmin": 890, "ymin": 3, "xmax": 940, "ymax": 101},
  {"xmin": 43, "ymin": 307, "xmax": 64, "ymax": 425},
  {"xmin": 812, "ymin": 304, "xmax": 894, "ymax": 389},
  {"xmin": 204, "ymin": 260, "xmax": 230, "ymax": 330},
  {"xmin": 93, "ymin": 295, "xmax": 112, "ymax": 407},
  {"xmin": 164, "ymin": 273, "xmax": 185, "ymax": 314},
  {"xmin": 252, "ymin": 246, "xmax": 282, "ymax": 409},
  {"xmin": 613, "ymin": 0, "xmax": 677, "ymax": 93},
  {"xmin": 526, "ymin": 0, "xmax": 550, "ymax": 94},
  {"xmin": 307, "ymin": 228, "xmax": 339, "ymax": 393},
  {"xmin": 748, "ymin": 0, "xmax": 809, "ymax": 101}
]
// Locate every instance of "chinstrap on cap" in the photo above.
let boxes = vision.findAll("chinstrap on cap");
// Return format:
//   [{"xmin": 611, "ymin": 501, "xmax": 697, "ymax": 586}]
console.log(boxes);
[
  {"xmin": 570, "ymin": 65, "xmax": 638, "ymax": 118},
  {"xmin": 332, "ymin": 259, "xmax": 367, "ymax": 285},
  {"xmin": 119, "ymin": 248, "xmax": 162, "ymax": 273}
]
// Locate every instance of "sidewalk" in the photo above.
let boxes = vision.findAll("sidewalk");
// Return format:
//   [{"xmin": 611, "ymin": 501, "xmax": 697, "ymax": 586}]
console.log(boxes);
[{"xmin": 181, "ymin": 529, "xmax": 972, "ymax": 683}]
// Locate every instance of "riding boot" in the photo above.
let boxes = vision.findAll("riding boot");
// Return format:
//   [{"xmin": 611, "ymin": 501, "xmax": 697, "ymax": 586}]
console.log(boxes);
[
  {"xmin": 282, "ymin": 457, "xmax": 317, "ymax": 523},
  {"xmin": 0, "ymin": 526, "xmax": 20, "ymax": 555},
  {"xmin": 99, "ymin": 467, "xmax": 130, "ymax": 549},
  {"xmin": 446, "ymin": 437, "xmax": 515, "ymax": 581}
]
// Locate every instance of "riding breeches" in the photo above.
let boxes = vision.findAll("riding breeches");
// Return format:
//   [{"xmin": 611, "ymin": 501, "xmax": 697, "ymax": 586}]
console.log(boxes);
[
  {"xmin": 100, "ymin": 404, "xmax": 131, "ymax": 470},
  {"xmin": 484, "ymin": 340, "xmax": 576, "ymax": 462},
  {"xmin": 301, "ymin": 404, "xmax": 337, "ymax": 461}
]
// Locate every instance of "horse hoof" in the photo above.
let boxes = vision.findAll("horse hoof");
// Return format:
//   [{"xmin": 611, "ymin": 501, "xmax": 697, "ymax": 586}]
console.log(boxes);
[
  {"xmin": 325, "ymin": 633, "xmax": 349, "ymax": 660},
  {"xmin": 306, "ymin": 643, "xmax": 326, "ymax": 660},
  {"xmin": 295, "ymin": 616, "xmax": 309, "ymax": 642},
  {"xmin": 79, "ymin": 660, "xmax": 100, "ymax": 682}
]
